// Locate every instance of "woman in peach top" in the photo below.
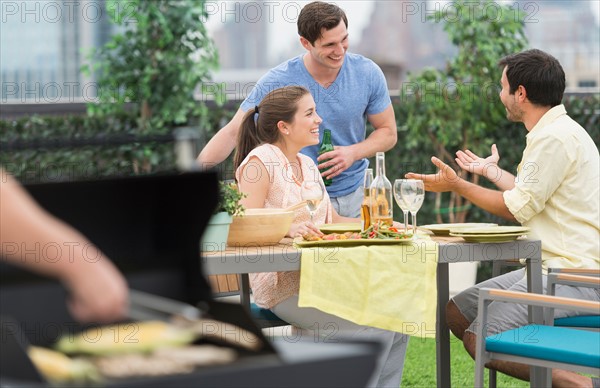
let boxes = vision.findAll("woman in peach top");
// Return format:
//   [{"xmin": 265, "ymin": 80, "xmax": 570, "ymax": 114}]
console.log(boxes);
[{"xmin": 234, "ymin": 86, "xmax": 408, "ymax": 388}]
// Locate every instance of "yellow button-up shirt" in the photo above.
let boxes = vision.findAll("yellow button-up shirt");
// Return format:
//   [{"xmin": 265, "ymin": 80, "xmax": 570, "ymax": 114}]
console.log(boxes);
[{"xmin": 503, "ymin": 105, "xmax": 600, "ymax": 270}]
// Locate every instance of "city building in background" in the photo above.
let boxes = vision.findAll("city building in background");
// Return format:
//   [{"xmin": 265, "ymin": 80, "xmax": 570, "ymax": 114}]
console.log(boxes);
[
  {"xmin": 212, "ymin": 2, "xmax": 270, "ymax": 69},
  {"xmin": 0, "ymin": 0, "xmax": 114, "ymax": 102},
  {"xmin": 514, "ymin": 0, "xmax": 599, "ymax": 89},
  {"xmin": 355, "ymin": 2, "xmax": 454, "ymax": 91},
  {"xmin": 355, "ymin": 0, "xmax": 600, "ymax": 91},
  {"xmin": 207, "ymin": 1, "xmax": 277, "ymax": 101},
  {"xmin": 209, "ymin": 0, "xmax": 600, "ymax": 93},
  {"xmin": 1, "ymin": 0, "xmax": 598, "ymax": 103}
]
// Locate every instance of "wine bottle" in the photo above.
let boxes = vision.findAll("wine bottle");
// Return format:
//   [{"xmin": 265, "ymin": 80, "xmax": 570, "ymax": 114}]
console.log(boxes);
[
  {"xmin": 318, "ymin": 129, "xmax": 334, "ymax": 186},
  {"xmin": 369, "ymin": 152, "xmax": 393, "ymax": 226},
  {"xmin": 361, "ymin": 168, "xmax": 373, "ymax": 231}
]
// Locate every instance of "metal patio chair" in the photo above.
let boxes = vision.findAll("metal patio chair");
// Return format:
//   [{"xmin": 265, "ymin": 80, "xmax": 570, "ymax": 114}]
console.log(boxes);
[{"xmin": 474, "ymin": 287, "xmax": 600, "ymax": 387}]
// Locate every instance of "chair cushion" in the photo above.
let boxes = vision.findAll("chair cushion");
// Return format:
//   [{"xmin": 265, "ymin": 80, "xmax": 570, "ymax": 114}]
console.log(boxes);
[
  {"xmin": 250, "ymin": 303, "xmax": 288, "ymax": 323},
  {"xmin": 554, "ymin": 315, "xmax": 600, "ymax": 328},
  {"xmin": 485, "ymin": 325, "xmax": 600, "ymax": 368}
]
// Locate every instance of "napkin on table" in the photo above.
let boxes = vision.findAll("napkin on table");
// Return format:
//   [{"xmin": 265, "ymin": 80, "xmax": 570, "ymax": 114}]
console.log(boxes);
[{"xmin": 298, "ymin": 237, "xmax": 438, "ymax": 338}]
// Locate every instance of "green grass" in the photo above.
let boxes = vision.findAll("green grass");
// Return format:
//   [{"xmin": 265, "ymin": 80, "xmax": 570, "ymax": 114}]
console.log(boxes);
[{"xmin": 401, "ymin": 336, "xmax": 530, "ymax": 387}]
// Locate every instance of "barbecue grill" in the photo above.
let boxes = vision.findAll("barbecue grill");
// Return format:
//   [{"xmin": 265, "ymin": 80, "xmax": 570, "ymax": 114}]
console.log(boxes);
[{"xmin": 0, "ymin": 171, "xmax": 380, "ymax": 387}]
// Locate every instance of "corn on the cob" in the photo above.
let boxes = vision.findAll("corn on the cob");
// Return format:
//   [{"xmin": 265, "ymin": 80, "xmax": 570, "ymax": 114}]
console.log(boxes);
[
  {"xmin": 55, "ymin": 320, "xmax": 196, "ymax": 355},
  {"xmin": 28, "ymin": 346, "xmax": 99, "ymax": 383}
]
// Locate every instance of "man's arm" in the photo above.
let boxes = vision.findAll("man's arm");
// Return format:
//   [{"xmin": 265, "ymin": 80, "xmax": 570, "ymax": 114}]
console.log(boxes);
[
  {"xmin": 197, "ymin": 108, "xmax": 246, "ymax": 167},
  {"xmin": 405, "ymin": 157, "xmax": 517, "ymax": 222},
  {"xmin": 455, "ymin": 144, "xmax": 516, "ymax": 191},
  {"xmin": 362, "ymin": 104, "xmax": 398, "ymax": 156},
  {"xmin": 0, "ymin": 170, "xmax": 128, "ymax": 323},
  {"xmin": 318, "ymin": 104, "xmax": 397, "ymax": 180},
  {"xmin": 452, "ymin": 179, "xmax": 516, "ymax": 221}
]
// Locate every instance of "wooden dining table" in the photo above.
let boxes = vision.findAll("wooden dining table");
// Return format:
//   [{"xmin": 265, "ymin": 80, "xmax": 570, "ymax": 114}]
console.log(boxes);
[{"xmin": 201, "ymin": 235, "xmax": 544, "ymax": 388}]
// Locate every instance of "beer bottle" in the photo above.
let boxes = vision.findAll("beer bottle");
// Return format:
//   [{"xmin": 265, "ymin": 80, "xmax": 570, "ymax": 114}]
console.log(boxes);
[
  {"xmin": 361, "ymin": 168, "xmax": 373, "ymax": 231},
  {"xmin": 318, "ymin": 129, "xmax": 334, "ymax": 186}
]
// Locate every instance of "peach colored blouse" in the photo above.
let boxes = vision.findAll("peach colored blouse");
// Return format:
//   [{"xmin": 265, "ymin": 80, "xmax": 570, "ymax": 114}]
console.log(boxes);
[{"xmin": 235, "ymin": 144, "xmax": 333, "ymax": 309}]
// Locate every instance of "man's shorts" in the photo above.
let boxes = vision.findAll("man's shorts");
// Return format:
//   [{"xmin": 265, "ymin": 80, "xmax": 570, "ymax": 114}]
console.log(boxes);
[{"xmin": 330, "ymin": 185, "xmax": 363, "ymax": 218}]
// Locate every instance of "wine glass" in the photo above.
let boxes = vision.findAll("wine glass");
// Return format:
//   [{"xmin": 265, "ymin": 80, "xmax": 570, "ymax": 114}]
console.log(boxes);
[
  {"xmin": 300, "ymin": 180, "xmax": 325, "ymax": 223},
  {"xmin": 393, "ymin": 179, "xmax": 411, "ymax": 233},
  {"xmin": 399, "ymin": 179, "xmax": 425, "ymax": 236}
]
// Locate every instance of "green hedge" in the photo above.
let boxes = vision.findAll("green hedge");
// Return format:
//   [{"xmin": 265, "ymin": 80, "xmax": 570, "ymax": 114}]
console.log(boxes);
[
  {"xmin": 3, "ymin": 95, "xmax": 595, "ymax": 284},
  {"xmin": 0, "ymin": 104, "xmax": 235, "ymax": 183},
  {"xmin": 1, "ymin": 94, "xmax": 597, "ymax": 213}
]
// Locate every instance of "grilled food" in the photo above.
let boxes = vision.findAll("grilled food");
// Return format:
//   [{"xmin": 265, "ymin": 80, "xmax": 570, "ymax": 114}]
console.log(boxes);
[
  {"xmin": 28, "ymin": 346, "xmax": 99, "ymax": 383},
  {"xmin": 178, "ymin": 318, "xmax": 262, "ymax": 351},
  {"xmin": 95, "ymin": 346, "xmax": 237, "ymax": 379},
  {"xmin": 55, "ymin": 320, "xmax": 196, "ymax": 356}
]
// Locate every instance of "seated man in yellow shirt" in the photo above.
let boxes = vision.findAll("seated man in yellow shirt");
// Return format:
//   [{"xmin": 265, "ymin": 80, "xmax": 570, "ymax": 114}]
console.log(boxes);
[{"xmin": 406, "ymin": 49, "xmax": 600, "ymax": 387}]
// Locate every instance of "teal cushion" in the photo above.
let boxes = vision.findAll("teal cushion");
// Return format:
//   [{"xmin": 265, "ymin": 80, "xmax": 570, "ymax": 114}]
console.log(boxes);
[
  {"xmin": 250, "ymin": 303, "xmax": 287, "ymax": 323},
  {"xmin": 555, "ymin": 315, "xmax": 600, "ymax": 328},
  {"xmin": 485, "ymin": 325, "xmax": 600, "ymax": 368}
]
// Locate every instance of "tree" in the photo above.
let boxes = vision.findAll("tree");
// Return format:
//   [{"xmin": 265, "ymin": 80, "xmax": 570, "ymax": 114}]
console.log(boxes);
[
  {"xmin": 401, "ymin": 0, "xmax": 527, "ymax": 223},
  {"xmin": 84, "ymin": 0, "xmax": 219, "ymax": 131}
]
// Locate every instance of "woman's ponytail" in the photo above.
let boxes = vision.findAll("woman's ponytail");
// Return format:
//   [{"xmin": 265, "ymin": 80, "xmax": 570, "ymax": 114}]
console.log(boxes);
[{"xmin": 234, "ymin": 109, "xmax": 261, "ymax": 170}]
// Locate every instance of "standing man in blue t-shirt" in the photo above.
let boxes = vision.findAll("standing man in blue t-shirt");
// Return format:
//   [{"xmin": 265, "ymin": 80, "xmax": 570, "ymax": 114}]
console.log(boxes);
[{"xmin": 198, "ymin": 1, "xmax": 397, "ymax": 218}]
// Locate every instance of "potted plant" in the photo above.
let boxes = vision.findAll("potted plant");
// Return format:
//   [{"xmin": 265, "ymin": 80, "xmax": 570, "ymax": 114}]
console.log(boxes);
[{"xmin": 201, "ymin": 181, "xmax": 245, "ymax": 250}]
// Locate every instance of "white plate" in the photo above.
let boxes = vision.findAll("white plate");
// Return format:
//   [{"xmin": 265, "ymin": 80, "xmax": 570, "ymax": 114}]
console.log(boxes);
[
  {"xmin": 449, "ymin": 226, "xmax": 530, "ymax": 235},
  {"xmin": 420, "ymin": 223, "xmax": 497, "ymax": 236},
  {"xmin": 449, "ymin": 232, "xmax": 528, "ymax": 243}
]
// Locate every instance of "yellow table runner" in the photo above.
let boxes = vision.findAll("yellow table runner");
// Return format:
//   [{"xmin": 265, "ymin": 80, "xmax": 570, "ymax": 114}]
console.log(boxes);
[{"xmin": 298, "ymin": 237, "xmax": 438, "ymax": 338}]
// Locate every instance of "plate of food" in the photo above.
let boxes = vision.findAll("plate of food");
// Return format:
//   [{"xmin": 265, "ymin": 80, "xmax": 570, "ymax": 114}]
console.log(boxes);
[
  {"xmin": 295, "ymin": 223, "xmax": 414, "ymax": 247},
  {"xmin": 420, "ymin": 223, "xmax": 498, "ymax": 236},
  {"xmin": 319, "ymin": 222, "xmax": 362, "ymax": 234}
]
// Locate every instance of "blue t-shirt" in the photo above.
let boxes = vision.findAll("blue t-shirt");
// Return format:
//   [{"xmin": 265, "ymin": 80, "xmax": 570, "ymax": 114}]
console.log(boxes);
[{"xmin": 240, "ymin": 53, "xmax": 391, "ymax": 198}]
